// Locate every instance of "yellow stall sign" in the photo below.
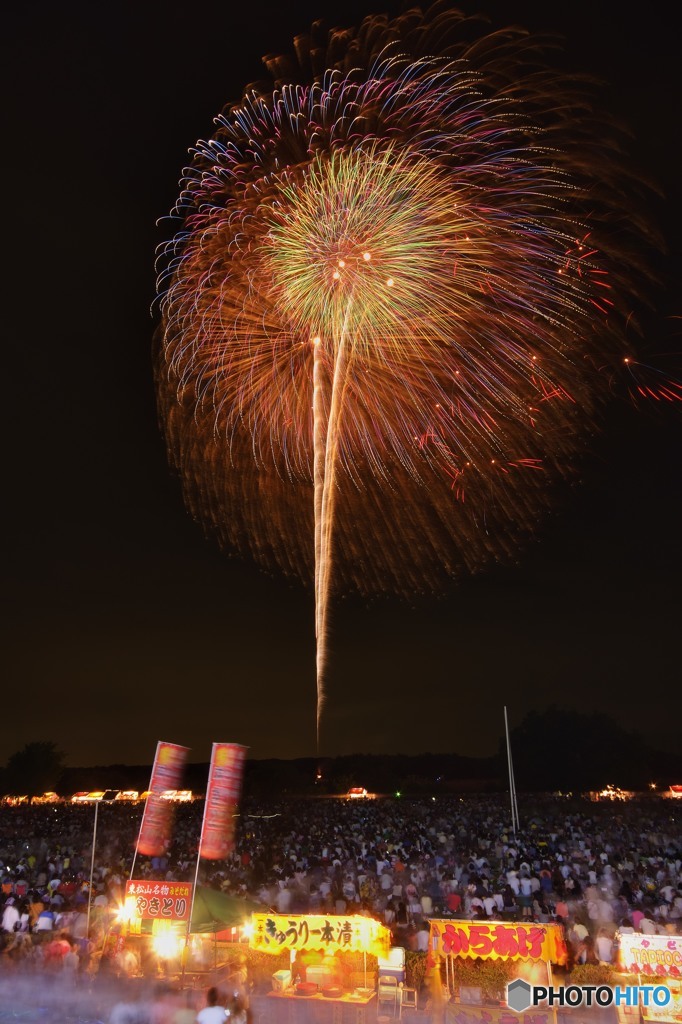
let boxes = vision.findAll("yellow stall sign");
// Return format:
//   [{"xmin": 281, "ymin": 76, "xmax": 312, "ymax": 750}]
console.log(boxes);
[
  {"xmin": 250, "ymin": 913, "xmax": 390, "ymax": 957},
  {"xmin": 429, "ymin": 921, "xmax": 567, "ymax": 965}
]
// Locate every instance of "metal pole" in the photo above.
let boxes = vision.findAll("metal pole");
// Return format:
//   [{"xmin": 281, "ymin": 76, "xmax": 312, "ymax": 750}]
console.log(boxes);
[
  {"xmin": 183, "ymin": 766, "xmax": 209, "ymax": 987},
  {"xmin": 510, "ymin": 741, "xmax": 520, "ymax": 832},
  {"xmin": 86, "ymin": 799, "xmax": 99, "ymax": 938},
  {"xmin": 507, "ymin": 709, "xmax": 520, "ymax": 831},
  {"xmin": 504, "ymin": 707, "xmax": 517, "ymax": 834},
  {"xmin": 547, "ymin": 960, "xmax": 558, "ymax": 1024},
  {"xmin": 130, "ymin": 741, "xmax": 160, "ymax": 883}
]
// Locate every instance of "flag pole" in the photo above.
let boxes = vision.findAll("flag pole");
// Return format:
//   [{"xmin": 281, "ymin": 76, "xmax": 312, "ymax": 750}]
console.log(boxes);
[
  {"xmin": 511, "ymin": 736, "xmax": 519, "ymax": 831},
  {"xmin": 181, "ymin": 841, "xmax": 203, "ymax": 987},
  {"xmin": 504, "ymin": 707, "xmax": 518, "ymax": 834},
  {"xmin": 129, "ymin": 740, "xmax": 160, "ymax": 883},
  {"xmin": 86, "ymin": 798, "xmax": 99, "ymax": 938},
  {"xmin": 183, "ymin": 747, "xmax": 213, "ymax": 986}
]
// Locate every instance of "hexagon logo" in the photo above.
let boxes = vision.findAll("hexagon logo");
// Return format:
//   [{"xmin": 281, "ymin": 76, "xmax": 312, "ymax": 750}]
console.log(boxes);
[{"xmin": 507, "ymin": 980, "xmax": 532, "ymax": 1013}]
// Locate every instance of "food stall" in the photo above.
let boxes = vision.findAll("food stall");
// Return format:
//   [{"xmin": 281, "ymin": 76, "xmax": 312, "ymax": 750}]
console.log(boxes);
[
  {"xmin": 249, "ymin": 913, "xmax": 391, "ymax": 1023},
  {"xmin": 617, "ymin": 932, "xmax": 682, "ymax": 1024},
  {"xmin": 428, "ymin": 920, "xmax": 568, "ymax": 1024},
  {"xmin": 113, "ymin": 881, "xmax": 259, "ymax": 980}
]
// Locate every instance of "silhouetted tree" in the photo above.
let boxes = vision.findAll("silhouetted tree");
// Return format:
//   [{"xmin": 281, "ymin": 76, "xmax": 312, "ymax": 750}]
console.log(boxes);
[{"xmin": 2, "ymin": 741, "xmax": 65, "ymax": 797}]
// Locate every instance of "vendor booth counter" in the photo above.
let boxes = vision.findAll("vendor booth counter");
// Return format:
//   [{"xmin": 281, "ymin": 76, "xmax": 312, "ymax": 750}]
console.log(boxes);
[
  {"xmin": 426, "ymin": 920, "xmax": 568, "ymax": 1024},
  {"xmin": 266, "ymin": 986, "xmax": 377, "ymax": 1024},
  {"xmin": 249, "ymin": 914, "xmax": 390, "ymax": 1023}
]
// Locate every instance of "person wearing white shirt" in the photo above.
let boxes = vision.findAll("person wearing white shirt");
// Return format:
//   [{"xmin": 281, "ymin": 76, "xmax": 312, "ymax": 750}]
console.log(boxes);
[
  {"xmin": 483, "ymin": 895, "xmax": 496, "ymax": 917},
  {"xmin": 416, "ymin": 923, "xmax": 430, "ymax": 952},
  {"xmin": 596, "ymin": 929, "xmax": 613, "ymax": 963},
  {"xmin": 196, "ymin": 987, "xmax": 227, "ymax": 1024},
  {"xmin": 1, "ymin": 899, "xmax": 19, "ymax": 933}
]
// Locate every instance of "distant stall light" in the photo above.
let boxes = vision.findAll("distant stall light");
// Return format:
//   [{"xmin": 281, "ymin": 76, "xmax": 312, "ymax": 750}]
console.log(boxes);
[{"xmin": 594, "ymin": 785, "xmax": 632, "ymax": 801}]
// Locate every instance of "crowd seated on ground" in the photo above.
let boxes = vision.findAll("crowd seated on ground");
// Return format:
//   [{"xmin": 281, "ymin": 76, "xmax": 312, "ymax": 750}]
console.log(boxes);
[{"xmin": 1, "ymin": 792, "xmax": 680, "ymax": 981}]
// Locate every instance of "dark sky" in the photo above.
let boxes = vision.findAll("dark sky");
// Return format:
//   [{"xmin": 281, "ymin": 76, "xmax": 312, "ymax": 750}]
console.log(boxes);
[{"xmin": 5, "ymin": 0, "xmax": 681, "ymax": 769}]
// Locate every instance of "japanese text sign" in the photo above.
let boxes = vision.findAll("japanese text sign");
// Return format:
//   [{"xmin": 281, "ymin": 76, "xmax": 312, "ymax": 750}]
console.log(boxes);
[
  {"xmin": 250, "ymin": 913, "xmax": 390, "ymax": 957},
  {"xmin": 124, "ymin": 880, "xmax": 192, "ymax": 921},
  {"xmin": 619, "ymin": 933, "xmax": 682, "ymax": 976},
  {"xmin": 429, "ymin": 921, "xmax": 567, "ymax": 965}
]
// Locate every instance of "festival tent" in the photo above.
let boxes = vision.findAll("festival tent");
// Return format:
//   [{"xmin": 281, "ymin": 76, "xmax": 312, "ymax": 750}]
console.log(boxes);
[
  {"xmin": 427, "ymin": 919, "xmax": 568, "ymax": 1024},
  {"xmin": 249, "ymin": 912, "xmax": 391, "ymax": 995},
  {"xmin": 190, "ymin": 887, "xmax": 262, "ymax": 934}
]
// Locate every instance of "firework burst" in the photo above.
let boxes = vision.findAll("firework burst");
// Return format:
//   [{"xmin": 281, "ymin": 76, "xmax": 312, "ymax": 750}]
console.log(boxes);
[{"xmin": 154, "ymin": 4, "xmax": 660, "ymax": 741}]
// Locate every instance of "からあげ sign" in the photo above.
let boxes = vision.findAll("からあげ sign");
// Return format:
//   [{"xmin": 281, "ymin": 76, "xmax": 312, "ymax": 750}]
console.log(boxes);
[{"xmin": 429, "ymin": 921, "xmax": 568, "ymax": 964}]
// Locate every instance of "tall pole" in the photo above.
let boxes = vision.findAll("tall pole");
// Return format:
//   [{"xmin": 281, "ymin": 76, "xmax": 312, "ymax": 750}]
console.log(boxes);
[
  {"xmin": 183, "ymin": 766, "xmax": 210, "ymax": 987},
  {"xmin": 180, "ymin": 845, "xmax": 202, "ymax": 987},
  {"xmin": 86, "ymin": 799, "xmax": 99, "ymax": 938},
  {"xmin": 129, "ymin": 740, "xmax": 160, "ymax": 883},
  {"xmin": 504, "ymin": 707, "xmax": 518, "ymax": 834},
  {"xmin": 510, "ymin": 738, "xmax": 519, "ymax": 831}
]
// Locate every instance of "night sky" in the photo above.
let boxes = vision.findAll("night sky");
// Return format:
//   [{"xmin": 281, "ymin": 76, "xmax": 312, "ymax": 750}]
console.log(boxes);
[{"xmin": 5, "ymin": 0, "xmax": 681, "ymax": 768}]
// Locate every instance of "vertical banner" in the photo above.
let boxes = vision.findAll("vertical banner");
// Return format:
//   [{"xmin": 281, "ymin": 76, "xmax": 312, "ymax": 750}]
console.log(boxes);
[
  {"xmin": 137, "ymin": 741, "xmax": 190, "ymax": 856},
  {"xmin": 199, "ymin": 743, "xmax": 247, "ymax": 860}
]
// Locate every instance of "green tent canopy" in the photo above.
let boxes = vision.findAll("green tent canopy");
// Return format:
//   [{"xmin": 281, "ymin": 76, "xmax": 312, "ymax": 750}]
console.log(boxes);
[{"xmin": 189, "ymin": 887, "xmax": 262, "ymax": 934}]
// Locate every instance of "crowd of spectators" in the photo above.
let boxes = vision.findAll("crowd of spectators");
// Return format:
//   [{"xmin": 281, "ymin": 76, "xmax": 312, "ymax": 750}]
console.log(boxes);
[{"xmin": 0, "ymin": 792, "xmax": 680, "ymax": 987}]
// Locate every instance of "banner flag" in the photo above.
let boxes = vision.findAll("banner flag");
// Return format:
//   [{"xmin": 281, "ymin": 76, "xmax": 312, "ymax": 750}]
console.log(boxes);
[
  {"xmin": 199, "ymin": 743, "xmax": 247, "ymax": 860},
  {"xmin": 137, "ymin": 741, "xmax": 190, "ymax": 857}
]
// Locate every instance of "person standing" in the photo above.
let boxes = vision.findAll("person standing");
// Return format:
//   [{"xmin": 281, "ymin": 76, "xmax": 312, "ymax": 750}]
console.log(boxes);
[
  {"xmin": 1, "ymin": 897, "xmax": 19, "ymax": 933},
  {"xmin": 595, "ymin": 928, "xmax": 613, "ymax": 964},
  {"xmin": 196, "ymin": 987, "xmax": 227, "ymax": 1024}
]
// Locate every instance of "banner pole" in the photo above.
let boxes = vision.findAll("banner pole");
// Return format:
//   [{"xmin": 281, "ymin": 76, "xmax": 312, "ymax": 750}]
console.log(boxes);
[
  {"xmin": 183, "ymin": 746, "xmax": 213, "ymax": 987},
  {"xmin": 130, "ymin": 740, "xmax": 160, "ymax": 883},
  {"xmin": 86, "ymin": 798, "xmax": 99, "ymax": 939},
  {"xmin": 504, "ymin": 707, "xmax": 517, "ymax": 834},
  {"xmin": 182, "ymin": 845, "xmax": 203, "ymax": 987}
]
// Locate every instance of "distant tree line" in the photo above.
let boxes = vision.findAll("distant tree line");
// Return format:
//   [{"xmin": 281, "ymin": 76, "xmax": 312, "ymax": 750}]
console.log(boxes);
[{"xmin": 0, "ymin": 709, "xmax": 679, "ymax": 799}]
